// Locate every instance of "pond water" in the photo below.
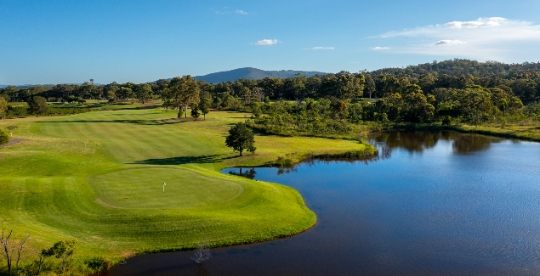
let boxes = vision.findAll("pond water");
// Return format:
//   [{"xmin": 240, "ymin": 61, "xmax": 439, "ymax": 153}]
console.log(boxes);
[{"xmin": 110, "ymin": 132, "xmax": 540, "ymax": 275}]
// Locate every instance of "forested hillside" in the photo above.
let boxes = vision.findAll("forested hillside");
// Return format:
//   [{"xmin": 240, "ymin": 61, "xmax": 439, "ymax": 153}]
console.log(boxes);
[{"xmin": 372, "ymin": 59, "xmax": 540, "ymax": 77}]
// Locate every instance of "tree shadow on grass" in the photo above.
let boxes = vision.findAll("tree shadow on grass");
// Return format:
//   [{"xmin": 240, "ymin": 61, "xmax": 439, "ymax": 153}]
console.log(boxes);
[
  {"xmin": 36, "ymin": 118, "xmax": 188, "ymax": 126},
  {"xmin": 131, "ymin": 154, "xmax": 237, "ymax": 165}
]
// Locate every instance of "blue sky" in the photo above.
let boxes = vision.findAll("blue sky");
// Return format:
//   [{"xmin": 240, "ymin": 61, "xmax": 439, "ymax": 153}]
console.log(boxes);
[{"xmin": 1, "ymin": 0, "xmax": 540, "ymax": 85}]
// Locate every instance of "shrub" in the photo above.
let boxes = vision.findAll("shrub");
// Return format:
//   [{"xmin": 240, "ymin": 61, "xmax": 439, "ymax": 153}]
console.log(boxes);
[
  {"xmin": 85, "ymin": 257, "xmax": 112, "ymax": 272},
  {"xmin": 0, "ymin": 129, "xmax": 9, "ymax": 145}
]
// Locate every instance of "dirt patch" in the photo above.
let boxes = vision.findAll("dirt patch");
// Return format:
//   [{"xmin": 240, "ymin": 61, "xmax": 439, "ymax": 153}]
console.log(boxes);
[{"xmin": 0, "ymin": 138, "xmax": 23, "ymax": 149}]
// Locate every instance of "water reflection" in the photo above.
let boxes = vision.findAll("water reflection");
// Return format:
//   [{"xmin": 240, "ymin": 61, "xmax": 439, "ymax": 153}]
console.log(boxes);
[
  {"xmin": 370, "ymin": 131, "xmax": 439, "ymax": 153},
  {"xmin": 228, "ymin": 167, "xmax": 257, "ymax": 179},
  {"xmin": 452, "ymin": 133, "xmax": 501, "ymax": 155},
  {"xmin": 230, "ymin": 132, "xmax": 505, "ymax": 178},
  {"xmin": 370, "ymin": 131, "xmax": 502, "ymax": 157}
]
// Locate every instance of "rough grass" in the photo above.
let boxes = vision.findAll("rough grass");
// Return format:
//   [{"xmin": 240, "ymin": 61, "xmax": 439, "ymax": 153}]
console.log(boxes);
[
  {"xmin": 0, "ymin": 108, "xmax": 373, "ymax": 269},
  {"xmin": 386, "ymin": 119, "xmax": 540, "ymax": 142},
  {"xmin": 454, "ymin": 120, "xmax": 540, "ymax": 141}
]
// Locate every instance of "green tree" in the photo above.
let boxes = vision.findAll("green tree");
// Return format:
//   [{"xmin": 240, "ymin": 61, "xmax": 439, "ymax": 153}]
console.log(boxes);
[
  {"xmin": 418, "ymin": 73, "xmax": 438, "ymax": 93},
  {"xmin": 331, "ymin": 100, "xmax": 348, "ymax": 120},
  {"xmin": 198, "ymin": 90, "xmax": 212, "ymax": 120},
  {"xmin": 191, "ymin": 105, "xmax": 200, "ymax": 120},
  {"xmin": 401, "ymin": 84, "xmax": 435, "ymax": 122},
  {"xmin": 117, "ymin": 87, "xmax": 134, "ymax": 102},
  {"xmin": 225, "ymin": 123, "xmax": 256, "ymax": 156},
  {"xmin": 0, "ymin": 129, "xmax": 9, "ymax": 145},
  {"xmin": 458, "ymin": 85, "xmax": 495, "ymax": 125},
  {"xmin": 27, "ymin": 96, "xmax": 49, "ymax": 116},
  {"xmin": 490, "ymin": 86, "xmax": 523, "ymax": 115},
  {"xmin": 106, "ymin": 86, "xmax": 118, "ymax": 102},
  {"xmin": 363, "ymin": 74, "xmax": 376, "ymax": 98},
  {"xmin": 134, "ymin": 83, "xmax": 153, "ymax": 104},
  {"xmin": 347, "ymin": 102, "xmax": 364, "ymax": 123},
  {"xmin": 167, "ymin": 76, "xmax": 200, "ymax": 118},
  {"xmin": 44, "ymin": 240, "xmax": 76, "ymax": 273},
  {"xmin": 0, "ymin": 97, "xmax": 7, "ymax": 119}
]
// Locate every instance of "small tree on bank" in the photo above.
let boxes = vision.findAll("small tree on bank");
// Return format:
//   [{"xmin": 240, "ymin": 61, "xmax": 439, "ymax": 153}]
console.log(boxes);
[
  {"xmin": 44, "ymin": 240, "xmax": 76, "ymax": 273},
  {"xmin": 225, "ymin": 123, "xmax": 256, "ymax": 156}
]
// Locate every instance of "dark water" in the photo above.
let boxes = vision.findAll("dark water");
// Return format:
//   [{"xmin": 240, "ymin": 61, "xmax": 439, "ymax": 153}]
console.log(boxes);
[{"xmin": 110, "ymin": 132, "xmax": 540, "ymax": 276}]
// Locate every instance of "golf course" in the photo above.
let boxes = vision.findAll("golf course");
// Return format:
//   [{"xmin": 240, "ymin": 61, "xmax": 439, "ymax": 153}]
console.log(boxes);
[{"xmin": 0, "ymin": 105, "xmax": 375, "ymax": 270}]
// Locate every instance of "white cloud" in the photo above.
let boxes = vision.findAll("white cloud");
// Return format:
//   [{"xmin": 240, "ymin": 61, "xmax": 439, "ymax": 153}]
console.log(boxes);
[
  {"xmin": 307, "ymin": 46, "xmax": 335, "ymax": 50},
  {"xmin": 235, "ymin": 10, "xmax": 248, "ymax": 15},
  {"xmin": 444, "ymin": 17, "xmax": 505, "ymax": 29},
  {"xmin": 434, "ymin": 40, "xmax": 467, "ymax": 46},
  {"xmin": 378, "ymin": 17, "xmax": 540, "ymax": 60},
  {"xmin": 254, "ymin": 39, "xmax": 278, "ymax": 46},
  {"xmin": 372, "ymin": 46, "xmax": 390, "ymax": 50}
]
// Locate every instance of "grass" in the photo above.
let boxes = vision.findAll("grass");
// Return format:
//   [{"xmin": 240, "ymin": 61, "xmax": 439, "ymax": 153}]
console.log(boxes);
[
  {"xmin": 0, "ymin": 107, "xmax": 373, "ymax": 272},
  {"xmin": 452, "ymin": 119, "xmax": 540, "ymax": 141},
  {"xmin": 383, "ymin": 119, "xmax": 540, "ymax": 142}
]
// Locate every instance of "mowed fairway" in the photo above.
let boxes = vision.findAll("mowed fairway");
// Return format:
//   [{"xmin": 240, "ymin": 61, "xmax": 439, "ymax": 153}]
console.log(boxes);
[{"xmin": 0, "ymin": 107, "xmax": 373, "ymax": 263}]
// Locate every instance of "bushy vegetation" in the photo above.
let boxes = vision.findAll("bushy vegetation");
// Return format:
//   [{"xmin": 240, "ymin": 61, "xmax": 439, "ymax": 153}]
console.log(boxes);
[
  {"xmin": 0, "ymin": 129, "xmax": 8, "ymax": 145},
  {"xmin": 248, "ymin": 99, "xmax": 360, "ymax": 137}
]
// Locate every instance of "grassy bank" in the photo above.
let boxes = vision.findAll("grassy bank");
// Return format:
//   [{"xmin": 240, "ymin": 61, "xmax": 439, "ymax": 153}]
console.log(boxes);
[
  {"xmin": 381, "ymin": 119, "xmax": 540, "ymax": 142},
  {"xmin": 0, "ymin": 107, "xmax": 373, "ymax": 274}
]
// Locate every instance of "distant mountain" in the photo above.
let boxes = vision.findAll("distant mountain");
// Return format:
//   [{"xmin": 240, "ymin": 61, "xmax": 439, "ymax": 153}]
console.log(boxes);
[{"xmin": 194, "ymin": 67, "xmax": 328, "ymax": 83}]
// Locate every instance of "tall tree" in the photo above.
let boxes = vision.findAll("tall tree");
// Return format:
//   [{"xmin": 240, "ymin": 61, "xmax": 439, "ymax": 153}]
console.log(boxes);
[
  {"xmin": 167, "ymin": 76, "xmax": 200, "ymax": 118},
  {"xmin": 363, "ymin": 74, "xmax": 376, "ymax": 98},
  {"xmin": 198, "ymin": 90, "xmax": 212, "ymax": 120}
]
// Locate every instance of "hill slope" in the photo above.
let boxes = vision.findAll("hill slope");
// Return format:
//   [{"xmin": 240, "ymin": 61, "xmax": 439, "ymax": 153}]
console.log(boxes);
[
  {"xmin": 371, "ymin": 59, "xmax": 540, "ymax": 77},
  {"xmin": 194, "ymin": 67, "xmax": 328, "ymax": 83}
]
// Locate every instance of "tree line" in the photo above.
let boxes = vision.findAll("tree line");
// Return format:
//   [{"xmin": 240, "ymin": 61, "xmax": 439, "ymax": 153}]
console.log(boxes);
[
  {"xmin": 2, "ymin": 59, "xmax": 540, "ymax": 105},
  {"xmin": 1, "ymin": 59, "xmax": 540, "ymax": 127}
]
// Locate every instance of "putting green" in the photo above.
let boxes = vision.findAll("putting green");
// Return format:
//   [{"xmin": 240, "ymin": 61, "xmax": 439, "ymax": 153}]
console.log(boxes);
[{"xmin": 90, "ymin": 167, "xmax": 244, "ymax": 209}]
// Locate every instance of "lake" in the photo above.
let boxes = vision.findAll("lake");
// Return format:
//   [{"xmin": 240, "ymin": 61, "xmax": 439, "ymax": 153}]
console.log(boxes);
[{"xmin": 110, "ymin": 132, "xmax": 540, "ymax": 275}]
